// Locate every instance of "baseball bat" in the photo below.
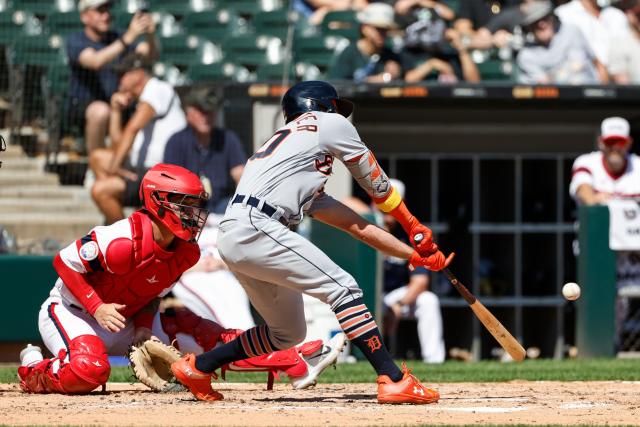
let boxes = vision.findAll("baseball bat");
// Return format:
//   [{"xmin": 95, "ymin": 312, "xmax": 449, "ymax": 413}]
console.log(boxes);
[{"xmin": 414, "ymin": 234, "xmax": 526, "ymax": 361}]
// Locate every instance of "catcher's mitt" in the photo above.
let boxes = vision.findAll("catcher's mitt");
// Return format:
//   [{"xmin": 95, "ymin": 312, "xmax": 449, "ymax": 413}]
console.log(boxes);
[{"xmin": 128, "ymin": 338, "xmax": 183, "ymax": 392}]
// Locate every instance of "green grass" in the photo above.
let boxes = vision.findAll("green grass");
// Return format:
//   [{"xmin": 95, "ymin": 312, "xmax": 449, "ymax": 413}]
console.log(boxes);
[{"xmin": 4, "ymin": 358, "xmax": 640, "ymax": 384}]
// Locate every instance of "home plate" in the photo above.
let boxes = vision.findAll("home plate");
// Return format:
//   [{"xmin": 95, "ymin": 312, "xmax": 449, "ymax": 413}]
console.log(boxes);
[{"xmin": 439, "ymin": 407, "xmax": 528, "ymax": 413}]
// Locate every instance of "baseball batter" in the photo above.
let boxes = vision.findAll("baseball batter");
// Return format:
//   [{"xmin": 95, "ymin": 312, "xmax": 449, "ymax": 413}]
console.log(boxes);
[{"xmin": 172, "ymin": 81, "xmax": 453, "ymax": 404}]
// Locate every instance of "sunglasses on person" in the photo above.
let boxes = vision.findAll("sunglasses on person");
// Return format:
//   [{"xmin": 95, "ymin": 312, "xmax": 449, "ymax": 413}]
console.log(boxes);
[
  {"xmin": 602, "ymin": 137, "xmax": 630, "ymax": 148},
  {"xmin": 94, "ymin": 4, "xmax": 112, "ymax": 14}
]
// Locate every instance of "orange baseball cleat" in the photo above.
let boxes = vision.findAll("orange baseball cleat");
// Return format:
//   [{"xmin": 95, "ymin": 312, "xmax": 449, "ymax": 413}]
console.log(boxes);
[
  {"xmin": 171, "ymin": 354, "xmax": 223, "ymax": 402},
  {"xmin": 376, "ymin": 363, "xmax": 439, "ymax": 404}
]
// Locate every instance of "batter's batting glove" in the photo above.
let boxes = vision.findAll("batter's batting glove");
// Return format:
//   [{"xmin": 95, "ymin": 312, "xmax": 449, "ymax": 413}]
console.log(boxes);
[
  {"xmin": 410, "ymin": 224, "xmax": 439, "ymax": 256},
  {"xmin": 409, "ymin": 250, "xmax": 455, "ymax": 272}
]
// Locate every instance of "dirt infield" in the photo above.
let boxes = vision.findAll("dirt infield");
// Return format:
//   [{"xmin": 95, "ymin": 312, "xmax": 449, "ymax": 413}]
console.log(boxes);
[{"xmin": 1, "ymin": 381, "xmax": 639, "ymax": 426}]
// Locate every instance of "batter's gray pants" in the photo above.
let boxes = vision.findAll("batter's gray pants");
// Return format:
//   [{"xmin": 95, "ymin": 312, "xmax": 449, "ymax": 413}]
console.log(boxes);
[{"xmin": 217, "ymin": 204, "xmax": 363, "ymax": 349}]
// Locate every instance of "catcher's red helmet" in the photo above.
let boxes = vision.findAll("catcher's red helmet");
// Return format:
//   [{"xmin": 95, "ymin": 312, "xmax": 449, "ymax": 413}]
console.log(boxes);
[{"xmin": 139, "ymin": 164, "xmax": 209, "ymax": 242}]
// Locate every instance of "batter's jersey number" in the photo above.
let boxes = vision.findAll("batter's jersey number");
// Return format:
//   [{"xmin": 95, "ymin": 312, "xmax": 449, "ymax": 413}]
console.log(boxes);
[{"xmin": 250, "ymin": 129, "xmax": 292, "ymax": 161}]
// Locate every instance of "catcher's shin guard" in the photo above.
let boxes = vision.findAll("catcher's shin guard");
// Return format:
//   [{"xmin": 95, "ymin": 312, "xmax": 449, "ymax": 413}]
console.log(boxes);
[
  {"xmin": 19, "ymin": 335, "xmax": 110, "ymax": 394},
  {"xmin": 160, "ymin": 307, "xmax": 225, "ymax": 351}
]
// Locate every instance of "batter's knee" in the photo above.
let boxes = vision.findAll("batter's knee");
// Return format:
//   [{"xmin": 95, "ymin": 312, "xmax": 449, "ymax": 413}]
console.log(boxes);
[
  {"xmin": 269, "ymin": 322, "xmax": 307, "ymax": 350},
  {"xmin": 327, "ymin": 279, "xmax": 364, "ymax": 311}
]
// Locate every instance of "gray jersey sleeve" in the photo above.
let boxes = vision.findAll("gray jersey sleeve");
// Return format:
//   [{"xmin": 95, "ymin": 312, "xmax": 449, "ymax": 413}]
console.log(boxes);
[
  {"xmin": 306, "ymin": 192, "xmax": 340, "ymax": 216},
  {"xmin": 318, "ymin": 113, "xmax": 368, "ymax": 162}
]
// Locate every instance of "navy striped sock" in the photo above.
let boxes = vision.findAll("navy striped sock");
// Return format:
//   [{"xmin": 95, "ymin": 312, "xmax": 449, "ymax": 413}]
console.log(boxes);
[
  {"xmin": 335, "ymin": 298, "xmax": 402, "ymax": 382},
  {"xmin": 195, "ymin": 324, "xmax": 276, "ymax": 373}
]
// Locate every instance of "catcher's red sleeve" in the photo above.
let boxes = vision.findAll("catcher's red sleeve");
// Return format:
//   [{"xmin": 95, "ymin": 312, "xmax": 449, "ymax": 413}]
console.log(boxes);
[{"xmin": 53, "ymin": 254, "xmax": 104, "ymax": 315}]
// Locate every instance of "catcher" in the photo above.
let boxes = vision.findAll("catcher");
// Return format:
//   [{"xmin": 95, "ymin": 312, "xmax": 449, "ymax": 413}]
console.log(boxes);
[
  {"xmin": 18, "ymin": 163, "xmax": 343, "ymax": 394},
  {"xmin": 129, "ymin": 306, "xmax": 346, "ymax": 392}
]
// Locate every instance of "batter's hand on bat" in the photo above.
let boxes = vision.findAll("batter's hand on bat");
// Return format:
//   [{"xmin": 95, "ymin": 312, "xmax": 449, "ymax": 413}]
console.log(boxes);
[
  {"xmin": 411, "ymin": 226, "xmax": 439, "ymax": 256},
  {"xmin": 409, "ymin": 250, "xmax": 454, "ymax": 271},
  {"xmin": 95, "ymin": 303, "xmax": 127, "ymax": 332}
]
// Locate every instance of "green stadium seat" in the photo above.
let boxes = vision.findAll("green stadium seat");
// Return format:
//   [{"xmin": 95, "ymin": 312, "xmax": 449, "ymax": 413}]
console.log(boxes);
[
  {"xmin": 158, "ymin": 35, "xmax": 206, "ymax": 67},
  {"xmin": 45, "ymin": 11, "xmax": 83, "ymax": 36},
  {"xmin": 0, "ymin": 11, "xmax": 42, "ymax": 45},
  {"xmin": 223, "ymin": 34, "xmax": 283, "ymax": 68},
  {"xmin": 186, "ymin": 62, "xmax": 252, "ymax": 83},
  {"xmin": 183, "ymin": 10, "xmax": 246, "ymax": 43},
  {"xmin": 321, "ymin": 10, "xmax": 360, "ymax": 40},
  {"xmin": 216, "ymin": 0, "xmax": 270, "ymax": 16},
  {"xmin": 252, "ymin": 9, "xmax": 292, "ymax": 41},
  {"xmin": 13, "ymin": 0, "xmax": 59, "ymax": 15},
  {"xmin": 8, "ymin": 34, "xmax": 66, "ymax": 67},
  {"xmin": 476, "ymin": 58, "xmax": 513, "ymax": 81},
  {"xmin": 293, "ymin": 35, "xmax": 346, "ymax": 69},
  {"xmin": 148, "ymin": 0, "xmax": 194, "ymax": 16},
  {"xmin": 255, "ymin": 62, "xmax": 295, "ymax": 82}
]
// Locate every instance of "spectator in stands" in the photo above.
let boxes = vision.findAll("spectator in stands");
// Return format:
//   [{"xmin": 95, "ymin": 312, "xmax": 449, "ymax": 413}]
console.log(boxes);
[
  {"xmin": 294, "ymin": 0, "xmax": 369, "ymax": 26},
  {"xmin": 395, "ymin": 0, "xmax": 480, "ymax": 82},
  {"xmin": 556, "ymin": 0, "xmax": 631, "ymax": 68},
  {"xmin": 164, "ymin": 87, "xmax": 247, "ymax": 215},
  {"xmin": 459, "ymin": 0, "xmax": 540, "ymax": 50},
  {"xmin": 327, "ymin": 3, "xmax": 403, "ymax": 82},
  {"xmin": 515, "ymin": 0, "xmax": 608, "ymax": 84},
  {"xmin": 570, "ymin": 117, "xmax": 640, "ymax": 351},
  {"xmin": 452, "ymin": 0, "xmax": 521, "ymax": 44},
  {"xmin": 66, "ymin": 0, "xmax": 156, "ymax": 155},
  {"xmin": 90, "ymin": 53, "xmax": 186, "ymax": 224},
  {"xmin": 609, "ymin": 0, "xmax": 640, "ymax": 84},
  {"xmin": 342, "ymin": 179, "xmax": 445, "ymax": 363}
]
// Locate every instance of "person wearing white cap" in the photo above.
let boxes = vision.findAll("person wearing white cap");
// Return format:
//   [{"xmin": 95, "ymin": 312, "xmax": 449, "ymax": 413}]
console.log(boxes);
[
  {"xmin": 327, "ymin": 3, "xmax": 403, "ymax": 83},
  {"xmin": 570, "ymin": 117, "xmax": 638, "ymax": 205},
  {"xmin": 66, "ymin": 0, "xmax": 156, "ymax": 156}
]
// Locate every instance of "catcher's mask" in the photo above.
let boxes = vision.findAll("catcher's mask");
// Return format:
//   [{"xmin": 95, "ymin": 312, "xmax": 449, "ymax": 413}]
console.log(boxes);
[
  {"xmin": 281, "ymin": 81, "xmax": 354, "ymax": 124},
  {"xmin": 139, "ymin": 164, "xmax": 209, "ymax": 242}
]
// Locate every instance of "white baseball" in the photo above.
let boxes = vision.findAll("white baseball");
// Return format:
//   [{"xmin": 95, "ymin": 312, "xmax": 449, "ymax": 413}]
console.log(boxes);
[{"xmin": 562, "ymin": 282, "xmax": 581, "ymax": 301}]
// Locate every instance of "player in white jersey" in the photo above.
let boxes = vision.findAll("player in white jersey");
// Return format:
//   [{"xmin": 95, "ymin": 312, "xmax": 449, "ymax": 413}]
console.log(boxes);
[
  {"xmin": 570, "ymin": 117, "xmax": 640, "ymax": 203},
  {"xmin": 171, "ymin": 81, "xmax": 453, "ymax": 404},
  {"xmin": 570, "ymin": 116, "xmax": 640, "ymax": 352}
]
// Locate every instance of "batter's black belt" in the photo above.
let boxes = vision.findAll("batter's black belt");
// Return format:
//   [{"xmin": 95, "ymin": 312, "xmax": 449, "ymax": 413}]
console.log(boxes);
[{"xmin": 232, "ymin": 194, "xmax": 289, "ymax": 226}]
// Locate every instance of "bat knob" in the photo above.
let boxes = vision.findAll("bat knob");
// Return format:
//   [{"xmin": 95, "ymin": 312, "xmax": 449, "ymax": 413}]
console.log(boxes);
[{"xmin": 414, "ymin": 233, "xmax": 424, "ymax": 243}]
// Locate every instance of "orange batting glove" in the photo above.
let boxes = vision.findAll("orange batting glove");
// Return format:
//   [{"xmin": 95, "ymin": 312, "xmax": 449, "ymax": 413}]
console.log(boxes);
[{"xmin": 409, "ymin": 250, "xmax": 455, "ymax": 272}]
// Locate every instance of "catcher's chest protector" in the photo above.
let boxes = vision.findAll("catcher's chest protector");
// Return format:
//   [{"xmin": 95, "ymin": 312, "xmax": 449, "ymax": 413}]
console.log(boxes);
[{"xmin": 88, "ymin": 212, "xmax": 199, "ymax": 318}]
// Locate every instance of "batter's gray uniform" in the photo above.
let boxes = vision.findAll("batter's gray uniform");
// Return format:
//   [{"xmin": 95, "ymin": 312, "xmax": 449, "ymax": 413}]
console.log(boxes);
[{"xmin": 217, "ymin": 111, "xmax": 368, "ymax": 349}]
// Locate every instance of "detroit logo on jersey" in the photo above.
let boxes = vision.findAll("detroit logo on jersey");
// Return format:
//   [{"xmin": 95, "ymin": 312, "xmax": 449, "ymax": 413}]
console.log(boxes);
[{"xmin": 79, "ymin": 241, "xmax": 99, "ymax": 261}]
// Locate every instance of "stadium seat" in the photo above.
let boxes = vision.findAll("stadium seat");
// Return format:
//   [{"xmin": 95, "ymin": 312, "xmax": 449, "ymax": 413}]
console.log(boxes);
[
  {"xmin": 321, "ymin": 10, "xmax": 360, "ymax": 40},
  {"xmin": 152, "ymin": 61, "xmax": 188, "ymax": 85},
  {"xmin": 185, "ymin": 62, "xmax": 252, "ymax": 83},
  {"xmin": 158, "ymin": 35, "xmax": 206, "ymax": 67},
  {"xmin": 476, "ymin": 58, "xmax": 514, "ymax": 81},
  {"xmin": 13, "ymin": 0, "xmax": 60, "ymax": 15},
  {"xmin": 8, "ymin": 34, "xmax": 66, "ymax": 68},
  {"xmin": 8, "ymin": 35, "xmax": 66, "ymax": 141},
  {"xmin": 223, "ymin": 34, "xmax": 284, "ymax": 68},
  {"xmin": 252, "ymin": 9, "xmax": 294, "ymax": 41},
  {"xmin": 255, "ymin": 62, "xmax": 295, "ymax": 82},
  {"xmin": 148, "ymin": 0, "xmax": 195, "ymax": 17},
  {"xmin": 293, "ymin": 35, "xmax": 347, "ymax": 70},
  {"xmin": 45, "ymin": 11, "xmax": 83, "ymax": 36},
  {"xmin": 217, "ymin": 0, "xmax": 284, "ymax": 16},
  {"xmin": 183, "ymin": 10, "xmax": 247, "ymax": 43},
  {"xmin": 0, "ymin": 10, "xmax": 42, "ymax": 46}
]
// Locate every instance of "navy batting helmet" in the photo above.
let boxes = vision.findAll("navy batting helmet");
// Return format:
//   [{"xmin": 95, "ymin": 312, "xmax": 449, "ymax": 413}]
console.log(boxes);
[{"xmin": 282, "ymin": 81, "xmax": 354, "ymax": 123}]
